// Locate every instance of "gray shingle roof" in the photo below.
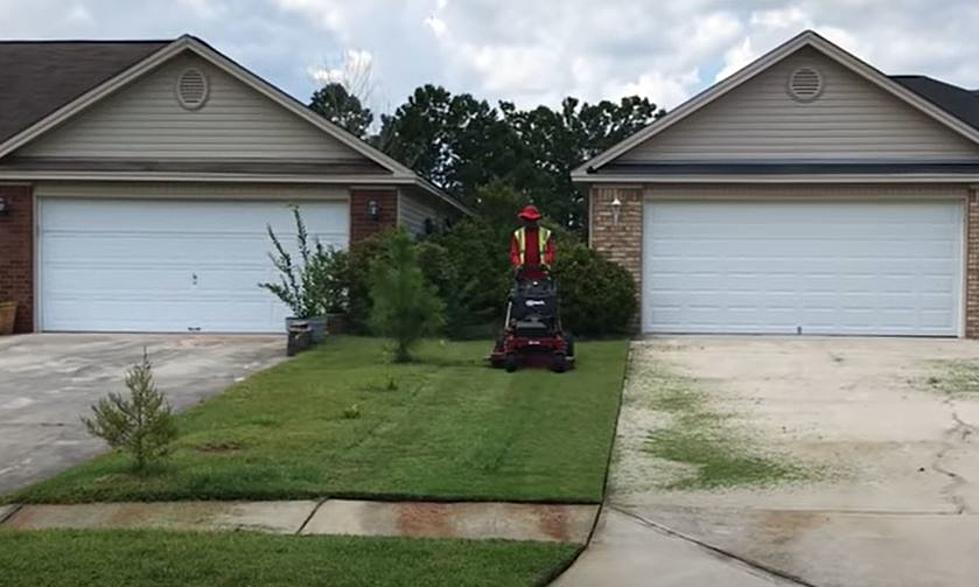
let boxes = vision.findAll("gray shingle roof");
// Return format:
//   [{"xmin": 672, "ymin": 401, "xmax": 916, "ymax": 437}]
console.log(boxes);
[
  {"xmin": 0, "ymin": 41, "xmax": 170, "ymax": 144},
  {"xmin": 889, "ymin": 75, "xmax": 979, "ymax": 131}
]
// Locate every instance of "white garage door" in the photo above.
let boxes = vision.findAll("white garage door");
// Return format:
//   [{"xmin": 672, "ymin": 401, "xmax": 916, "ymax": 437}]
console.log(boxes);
[
  {"xmin": 643, "ymin": 199, "xmax": 963, "ymax": 336},
  {"xmin": 40, "ymin": 198, "xmax": 348, "ymax": 333}
]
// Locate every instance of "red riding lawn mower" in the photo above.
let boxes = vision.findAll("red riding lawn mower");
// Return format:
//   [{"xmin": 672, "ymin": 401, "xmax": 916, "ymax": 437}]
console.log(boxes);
[{"xmin": 489, "ymin": 268, "xmax": 575, "ymax": 373}]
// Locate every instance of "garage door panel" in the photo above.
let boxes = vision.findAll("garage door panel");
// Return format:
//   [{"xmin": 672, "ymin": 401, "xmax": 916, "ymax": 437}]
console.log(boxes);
[
  {"xmin": 40, "ymin": 198, "xmax": 349, "ymax": 333},
  {"xmin": 643, "ymin": 200, "xmax": 962, "ymax": 336},
  {"xmin": 45, "ymin": 267, "xmax": 195, "ymax": 293}
]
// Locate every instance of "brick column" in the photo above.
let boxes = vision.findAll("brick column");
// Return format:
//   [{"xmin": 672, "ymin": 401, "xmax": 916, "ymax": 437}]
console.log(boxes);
[
  {"xmin": 967, "ymin": 187, "xmax": 979, "ymax": 338},
  {"xmin": 590, "ymin": 185, "xmax": 643, "ymax": 331},
  {"xmin": 0, "ymin": 184, "xmax": 35, "ymax": 333},
  {"xmin": 350, "ymin": 188, "xmax": 398, "ymax": 243}
]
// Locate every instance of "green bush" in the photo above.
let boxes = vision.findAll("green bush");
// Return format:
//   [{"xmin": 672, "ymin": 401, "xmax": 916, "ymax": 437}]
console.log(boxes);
[
  {"xmin": 369, "ymin": 230, "xmax": 445, "ymax": 362},
  {"xmin": 423, "ymin": 219, "xmax": 511, "ymax": 337},
  {"xmin": 344, "ymin": 231, "xmax": 390, "ymax": 333},
  {"xmin": 259, "ymin": 206, "xmax": 348, "ymax": 318},
  {"xmin": 554, "ymin": 243, "xmax": 637, "ymax": 337}
]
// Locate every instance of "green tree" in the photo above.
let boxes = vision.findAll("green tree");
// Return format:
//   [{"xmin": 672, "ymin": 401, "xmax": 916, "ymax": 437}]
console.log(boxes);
[
  {"xmin": 502, "ymin": 96, "xmax": 664, "ymax": 230},
  {"xmin": 373, "ymin": 85, "xmax": 535, "ymax": 209},
  {"xmin": 82, "ymin": 352, "xmax": 177, "ymax": 472},
  {"xmin": 309, "ymin": 82, "xmax": 374, "ymax": 138},
  {"xmin": 375, "ymin": 86, "xmax": 663, "ymax": 231},
  {"xmin": 369, "ymin": 231, "xmax": 445, "ymax": 362}
]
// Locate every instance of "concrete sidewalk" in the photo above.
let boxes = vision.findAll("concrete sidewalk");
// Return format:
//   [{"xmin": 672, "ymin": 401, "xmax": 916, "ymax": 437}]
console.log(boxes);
[
  {"xmin": 554, "ymin": 508, "xmax": 795, "ymax": 587},
  {"xmin": 1, "ymin": 499, "xmax": 598, "ymax": 543}
]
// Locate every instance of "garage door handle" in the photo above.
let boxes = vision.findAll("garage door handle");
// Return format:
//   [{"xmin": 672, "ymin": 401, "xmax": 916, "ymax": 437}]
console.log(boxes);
[{"xmin": 192, "ymin": 273, "xmax": 198, "ymax": 285}]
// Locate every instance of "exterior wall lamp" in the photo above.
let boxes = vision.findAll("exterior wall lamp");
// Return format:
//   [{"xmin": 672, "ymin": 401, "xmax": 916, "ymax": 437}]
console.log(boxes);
[
  {"xmin": 610, "ymin": 196, "xmax": 622, "ymax": 225},
  {"xmin": 367, "ymin": 199, "xmax": 381, "ymax": 221},
  {"xmin": 0, "ymin": 196, "xmax": 8, "ymax": 216}
]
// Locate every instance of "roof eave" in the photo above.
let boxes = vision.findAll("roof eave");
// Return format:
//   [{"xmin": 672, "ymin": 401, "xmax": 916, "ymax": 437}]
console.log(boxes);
[{"xmin": 574, "ymin": 173, "xmax": 979, "ymax": 184}]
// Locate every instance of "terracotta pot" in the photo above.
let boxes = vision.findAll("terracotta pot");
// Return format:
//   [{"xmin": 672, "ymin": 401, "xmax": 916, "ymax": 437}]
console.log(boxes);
[{"xmin": 0, "ymin": 301, "xmax": 16, "ymax": 335}]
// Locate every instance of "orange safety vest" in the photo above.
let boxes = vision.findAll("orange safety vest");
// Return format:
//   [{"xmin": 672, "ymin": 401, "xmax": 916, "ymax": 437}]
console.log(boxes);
[{"xmin": 514, "ymin": 226, "xmax": 552, "ymax": 266}]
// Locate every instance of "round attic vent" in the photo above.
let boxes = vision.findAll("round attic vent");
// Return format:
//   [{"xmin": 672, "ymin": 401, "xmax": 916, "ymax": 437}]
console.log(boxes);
[
  {"xmin": 787, "ymin": 66, "xmax": 823, "ymax": 102},
  {"xmin": 176, "ymin": 68, "xmax": 209, "ymax": 110}
]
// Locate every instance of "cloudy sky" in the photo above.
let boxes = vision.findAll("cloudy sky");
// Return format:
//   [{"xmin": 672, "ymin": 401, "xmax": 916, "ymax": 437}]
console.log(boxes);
[{"xmin": 3, "ymin": 0, "xmax": 979, "ymax": 116}]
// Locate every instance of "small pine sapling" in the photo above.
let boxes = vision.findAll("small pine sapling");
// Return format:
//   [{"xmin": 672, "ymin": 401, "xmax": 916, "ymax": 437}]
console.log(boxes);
[
  {"xmin": 369, "ymin": 230, "xmax": 445, "ymax": 362},
  {"xmin": 82, "ymin": 351, "xmax": 178, "ymax": 472}
]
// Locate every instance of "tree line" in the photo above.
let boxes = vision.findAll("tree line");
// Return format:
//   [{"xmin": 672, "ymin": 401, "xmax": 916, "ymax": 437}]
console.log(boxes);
[{"xmin": 309, "ymin": 83, "xmax": 665, "ymax": 232}]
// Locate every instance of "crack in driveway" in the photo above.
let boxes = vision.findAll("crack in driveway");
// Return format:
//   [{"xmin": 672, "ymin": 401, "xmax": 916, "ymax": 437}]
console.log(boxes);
[{"xmin": 932, "ymin": 396, "xmax": 976, "ymax": 515}]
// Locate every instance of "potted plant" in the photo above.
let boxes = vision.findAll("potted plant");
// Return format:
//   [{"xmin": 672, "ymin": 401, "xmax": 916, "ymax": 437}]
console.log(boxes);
[
  {"xmin": 0, "ymin": 301, "xmax": 16, "ymax": 336},
  {"xmin": 259, "ymin": 206, "xmax": 348, "ymax": 343}
]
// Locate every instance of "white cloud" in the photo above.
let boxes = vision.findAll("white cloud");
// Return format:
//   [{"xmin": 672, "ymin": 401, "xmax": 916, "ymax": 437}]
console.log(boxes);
[
  {"xmin": 618, "ymin": 69, "xmax": 701, "ymax": 111},
  {"xmin": 174, "ymin": 0, "xmax": 225, "ymax": 19},
  {"xmin": 716, "ymin": 37, "xmax": 756, "ymax": 82},
  {"xmin": 3, "ymin": 0, "xmax": 979, "ymax": 114},
  {"xmin": 65, "ymin": 3, "xmax": 94, "ymax": 24}
]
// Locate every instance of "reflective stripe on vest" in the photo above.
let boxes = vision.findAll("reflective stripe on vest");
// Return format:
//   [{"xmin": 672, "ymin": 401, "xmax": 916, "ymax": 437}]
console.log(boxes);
[{"xmin": 515, "ymin": 227, "xmax": 551, "ymax": 265}]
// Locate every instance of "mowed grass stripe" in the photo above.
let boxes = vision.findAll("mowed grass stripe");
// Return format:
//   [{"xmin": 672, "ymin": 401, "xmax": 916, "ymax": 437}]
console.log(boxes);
[{"xmin": 6, "ymin": 337, "xmax": 628, "ymax": 504}]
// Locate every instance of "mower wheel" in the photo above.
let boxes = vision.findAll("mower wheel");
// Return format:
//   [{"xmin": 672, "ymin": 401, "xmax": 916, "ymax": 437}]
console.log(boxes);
[
  {"xmin": 564, "ymin": 335, "xmax": 576, "ymax": 359},
  {"xmin": 504, "ymin": 355, "xmax": 519, "ymax": 373},
  {"xmin": 551, "ymin": 354, "xmax": 568, "ymax": 373}
]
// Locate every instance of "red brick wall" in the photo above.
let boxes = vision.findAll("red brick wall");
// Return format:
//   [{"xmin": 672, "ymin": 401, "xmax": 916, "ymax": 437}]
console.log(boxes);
[
  {"xmin": 589, "ymin": 185, "xmax": 643, "ymax": 332},
  {"xmin": 0, "ymin": 184, "xmax": 34, "ymax": 333},
  {"xmin": 967, "ymin": 188, "xmax": 979, "ymax": 338},
  {"xmin": 350, "ymin": 189, "xmax": 398, "ymax": 242}
]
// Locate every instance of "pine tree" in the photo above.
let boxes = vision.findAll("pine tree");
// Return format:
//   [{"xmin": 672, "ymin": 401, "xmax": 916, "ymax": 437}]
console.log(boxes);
[
  {"xmin": 82, "ymin": 351, "xmax": 177, "ymax": 471},
  {"xmin": 369, "ymin": 231, "xmax": 445, "ymax": 362}
]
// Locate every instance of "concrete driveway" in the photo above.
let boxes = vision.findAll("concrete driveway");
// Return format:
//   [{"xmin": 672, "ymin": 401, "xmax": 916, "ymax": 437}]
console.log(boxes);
[
  {"xmin": 0, "ymin": 334, "xmax": 283, "ymax": 495},
  {"xmin": 560, "ymin": 336, "xmax": 979, "ymax": 587}
]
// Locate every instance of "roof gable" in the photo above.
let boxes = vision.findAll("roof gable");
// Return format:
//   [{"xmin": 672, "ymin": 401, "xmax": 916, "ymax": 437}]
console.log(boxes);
[
  {"xmin": 15, "ymin": 50, "xmax": 381, "ymax": 166},
  {"xmin": 0, "ymin": 36, "xmax": 416, "ymax": 178},
  {"xmin": 574, "ymin": 30, "xmax": 979, "ymax": 176},
  {"xmin": 0, "ymin": 41, "xmax": 168, "ymax": 144},
  {"xmin": 613, "ymin": 47, "xmax": 979, "ymax": 164}
]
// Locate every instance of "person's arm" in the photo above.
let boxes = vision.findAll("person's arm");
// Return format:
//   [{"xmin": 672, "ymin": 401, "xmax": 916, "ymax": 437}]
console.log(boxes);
[
  {"xmin": 544, "ymin": 236, "xmax": 556, "ymax": 266},
  {"xmin": 510, "ymin": 233, "xmax": 522, "ymax": 267}
]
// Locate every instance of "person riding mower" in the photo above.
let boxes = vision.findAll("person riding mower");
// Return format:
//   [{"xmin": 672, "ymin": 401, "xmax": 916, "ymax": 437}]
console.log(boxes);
[{"xmin": 489, "ymin": 205, "xmax": 575, "ymax": 373}]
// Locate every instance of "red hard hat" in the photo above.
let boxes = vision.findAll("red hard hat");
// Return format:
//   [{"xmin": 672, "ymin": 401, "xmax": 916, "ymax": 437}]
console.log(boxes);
[{"xmin": 517, "ymin": 205, "xmax": 542, "ymax": 221}]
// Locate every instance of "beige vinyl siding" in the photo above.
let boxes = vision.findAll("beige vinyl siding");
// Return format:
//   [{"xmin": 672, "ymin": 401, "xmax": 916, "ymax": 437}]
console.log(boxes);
[
  {"xmin": 399, "ymin": 188, "xmax": 445, "ymax": 236},
  {"xmin": 620, "ymin": 48, "xmax": 979, "ymax": 163},
  {"xmin": 34, "ymin": 181, "xmax": 349, "ymax": 201},
  {"xmin": 19, "ymin": 52, "xmax": 366, "ymax": 161}
]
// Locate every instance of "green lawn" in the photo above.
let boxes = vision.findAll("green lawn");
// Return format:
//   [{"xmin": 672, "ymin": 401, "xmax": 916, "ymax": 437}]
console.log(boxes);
[
  {"xmin": 6, "ymin": 337, "xmax": 628, "ymax": 504},
  {"xmin": 0, "ymin": 529, "xmax": 579, "ymax": 587}
]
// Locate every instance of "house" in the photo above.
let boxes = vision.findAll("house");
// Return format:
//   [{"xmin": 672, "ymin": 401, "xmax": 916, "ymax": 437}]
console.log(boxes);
[
  {"xmin": 0, "ymin": 36, "xmax": 468, "ymax": 334},
  {"xmin": 574, "ymin": 30, "xmax": 979, "ymax": 338}
]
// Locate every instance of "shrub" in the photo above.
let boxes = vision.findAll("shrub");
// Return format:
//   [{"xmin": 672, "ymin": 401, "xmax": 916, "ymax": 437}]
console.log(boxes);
[
  {"xmin": 424, "ymin": 219, "xmax": 511, "ymax": 337},
  {"xmin": 554, "ymin": 242, "xmax": 637, "ymax": 336},
  {"xmin": 345, "ymin": 231, "xmax": 390, "ymax": 333},
  {"xmin": 369, "ymin": 230, "xmax": 445, "ymax": 362},
  {"xmin": 81, "ymin": 352, "xmax": 177, "ymax": 472},
  {"xmin": 415, "ymin": 240, "xmax": 458, "ymax": 327},
  {"xmin": 259, "ymin": 206, "xmax": 348, "ymax": 318}
]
